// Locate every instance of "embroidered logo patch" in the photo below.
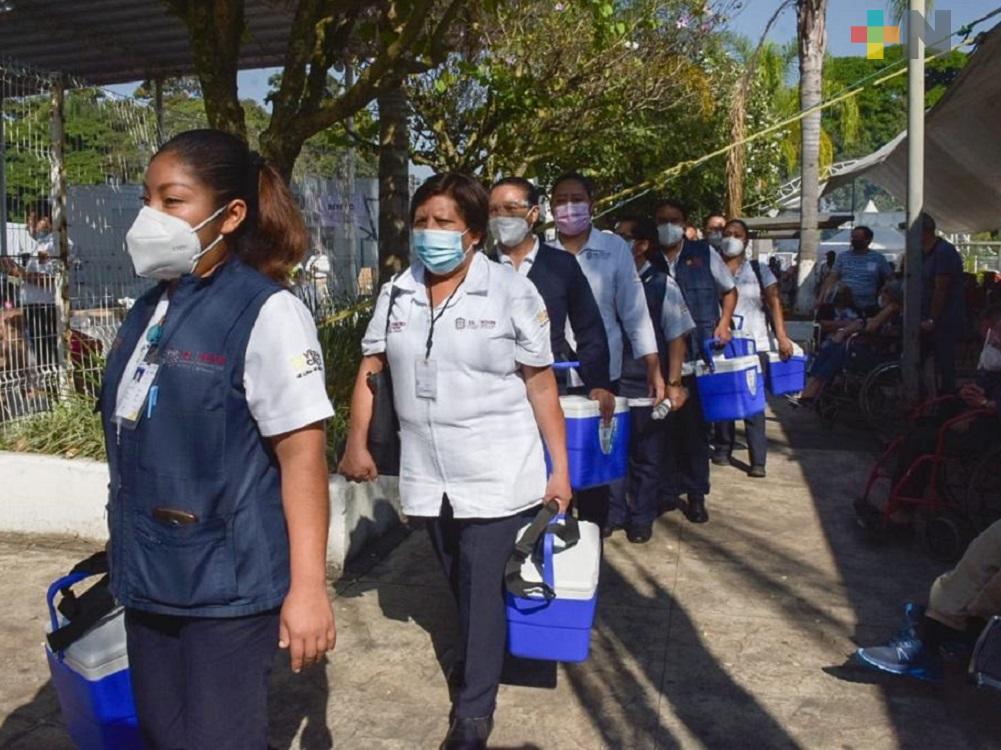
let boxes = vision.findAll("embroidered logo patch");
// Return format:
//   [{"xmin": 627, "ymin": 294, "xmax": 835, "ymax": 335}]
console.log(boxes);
[
  {"xmin": 455, "ymin": 318, "xmax": 466, "ymax": 330},
  {"xmin": 291, "ymin": 349, "xmax": 323, "ymax": 379}
]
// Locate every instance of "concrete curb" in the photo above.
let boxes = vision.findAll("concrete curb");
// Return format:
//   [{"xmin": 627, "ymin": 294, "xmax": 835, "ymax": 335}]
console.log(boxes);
[{"xmin": 0, "ymin": 451, "xmax": 401, "ymax": 572}]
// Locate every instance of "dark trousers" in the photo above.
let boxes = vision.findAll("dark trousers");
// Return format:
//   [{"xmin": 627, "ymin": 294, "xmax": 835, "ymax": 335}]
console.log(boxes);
[
  {"xmin": 933, "ymin": 328, "xmax": 958, "ymax": 393},
  {"xmin": 425, "ymin": 497, "xmax": 533, "ymax": 720},
  {"xmin": 23, "ymin": 303, "xmax": 58, "ymax": 365},
  {"xmin": 713, "ymin": 411, "xmax": 768, "ymax": 467},
  {"xmin": 663, "ymin": 374, "xmax": 710, "ymax": 498},
  {"xmin": 609, "ymin": 405, "xmax": 667, "ymax": 527},
  {"xmin": 124, "ymin": 608, "xmax": 280, "ymax": 750}
]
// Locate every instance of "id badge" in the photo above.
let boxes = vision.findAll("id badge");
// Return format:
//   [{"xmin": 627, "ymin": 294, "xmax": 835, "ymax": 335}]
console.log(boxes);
[
  {"xmin": 415, "ymin": 358, "xmax": 438, "ymax": 400},
  {"xmin": 115, "ymin": 362, "xmax": 160, "ymax": 429}
]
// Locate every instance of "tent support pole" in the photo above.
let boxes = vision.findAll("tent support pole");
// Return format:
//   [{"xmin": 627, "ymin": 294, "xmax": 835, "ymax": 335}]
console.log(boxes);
[{"xmin": 902, "ymin": 2, "xmax": 925, "ymax": 403}]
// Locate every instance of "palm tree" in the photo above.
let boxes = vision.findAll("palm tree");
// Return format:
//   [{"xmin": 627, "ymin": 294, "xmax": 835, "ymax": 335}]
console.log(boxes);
[{"xmin": 794, "ymin": 0, "xmax": 828, "ymax": 313}]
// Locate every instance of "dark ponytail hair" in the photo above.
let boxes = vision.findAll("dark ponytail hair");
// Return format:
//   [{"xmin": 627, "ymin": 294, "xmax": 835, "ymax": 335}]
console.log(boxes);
[{"xmin": 154, "ymin": 129, "xmax": 308, "ymax": 283}]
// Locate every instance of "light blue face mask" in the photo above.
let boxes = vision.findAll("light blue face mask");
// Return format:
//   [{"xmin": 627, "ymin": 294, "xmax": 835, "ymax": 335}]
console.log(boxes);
[{"xmin": 412, "ymin": 228, "xmax": 471, "ymax": 275}]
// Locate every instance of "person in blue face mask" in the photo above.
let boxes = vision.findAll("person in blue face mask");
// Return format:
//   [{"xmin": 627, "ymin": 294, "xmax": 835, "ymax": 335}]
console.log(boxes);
[{"xmin": 340, "ymin": 173, "xmax": 571, "ymax": 750}]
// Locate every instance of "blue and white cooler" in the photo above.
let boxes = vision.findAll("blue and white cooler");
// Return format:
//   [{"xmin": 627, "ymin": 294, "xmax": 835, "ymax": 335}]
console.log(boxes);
[
  {"xmin": 45, "ymin": 561, "xmax": 144, "ymax": 750},
  {"xmin": 764, "ymin": 344, "xmax": 807, "ymax": 395},
  {"xmin": 505, "ymin": 503, "xmax": 601, "ymax": 663},
  {"xmin": 545, "ymin": 364, "xmax": 631, "ymax": 489},
  {"xmin": 695, "ymin": 338, "xmax": 766, "ymax": 422}
]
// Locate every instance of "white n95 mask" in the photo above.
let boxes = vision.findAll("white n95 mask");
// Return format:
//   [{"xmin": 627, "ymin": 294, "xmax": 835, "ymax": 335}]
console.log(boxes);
[
  {"xmin": 721, "ymin": 236, "xmax": 746, "ymax": 258},
  {"xmin": 126, "ymin": 204, "xmax": 228, "ymax": 280}
]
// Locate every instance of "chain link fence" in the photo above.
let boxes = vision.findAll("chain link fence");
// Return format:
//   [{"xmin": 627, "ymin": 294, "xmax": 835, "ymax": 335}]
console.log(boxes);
[{"xmin": 2, "ymin": 60, "xmax": 379, "ymax": 424}]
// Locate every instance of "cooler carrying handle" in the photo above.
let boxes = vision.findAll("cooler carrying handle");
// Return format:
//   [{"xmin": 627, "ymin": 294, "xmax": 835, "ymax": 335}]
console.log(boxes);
[{"xmin": 505, "ymin": 502, "xmax": 580, "ymax": 600}]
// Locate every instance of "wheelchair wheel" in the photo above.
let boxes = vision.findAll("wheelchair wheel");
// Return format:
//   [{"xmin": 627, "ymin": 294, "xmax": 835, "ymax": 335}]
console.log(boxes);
[
  {"xmin": 966, "ymin": 445, "xmax": 1001, "ymax": 531},
  {"xmin": 924, "ymin": 510, "xmax": 975, "ymax": 563},
  {"xmin": 860, "ymin": 362, "xmax": 905, "ymax": 442}
]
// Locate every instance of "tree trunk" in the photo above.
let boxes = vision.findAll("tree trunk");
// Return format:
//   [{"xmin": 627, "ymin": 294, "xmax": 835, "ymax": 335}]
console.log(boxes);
[
  {"xmin": 795, "ymin": 0, "xmax": 828, "ymax": 314},
  {"xmin": 164, "ymin": 0, "xmax": 246, "ymax": 141},
  {"xmin": 377, "ymin": 83, "xmax": 411, "ymax": 286}
]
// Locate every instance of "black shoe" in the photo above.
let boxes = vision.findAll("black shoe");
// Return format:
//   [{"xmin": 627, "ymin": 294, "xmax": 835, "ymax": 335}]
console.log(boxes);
[
  {"xmin": 711, "ymin": 451, "xmax": 731, "ymax": 466},
  {"xmin": 441, "ymin": 716, "xmax": 494, "ymax": 750},
  {"xmin": 626, "ymin": 524, "xmax": 653, "ymax": 544},
  {"xmin": 685, "ymin": 495, "xmax": 709, "ymax": 524},
  {"xmin": 660, "ymin": 495, "xmax": 681, "ymax": 514},
  {"xmin": 748, "ymin": 465, "xmax": 766, "ymax": 478},
  {"xmin": 602, "ymin": 522, "xmax": 625, "ymax": 538}
]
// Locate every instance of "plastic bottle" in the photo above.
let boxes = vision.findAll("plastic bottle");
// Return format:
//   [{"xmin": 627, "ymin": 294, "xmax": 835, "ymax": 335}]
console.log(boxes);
[{"xmin": 651, "ymin": 399, "xmax": 673, "ymax": 420}]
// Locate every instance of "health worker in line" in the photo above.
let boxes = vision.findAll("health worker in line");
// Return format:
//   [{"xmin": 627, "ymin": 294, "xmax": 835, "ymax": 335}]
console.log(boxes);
[
  {"xmin": 650, "ymin": 198, "xmax": 738, "ymax": 524},
  {"xmin": 608, "ymin": 216, "xmax": 693, "ymax": 543},
  {"xmin": 339, "ymin": 173, "xmax": 570, "ymax": 750},
  {"xmin": 549, "ymin": 171, "xmax": 663, "ymax": 530},
  {"xmin": 702, "ymin": 212, "xmax": 727, "ymax": 252},
  {"xmin": 101, "ymin": 129, "xmax": 336, "ymax": 750},
  {"xmin": 711, "ymin": 219, "xmax": 795, "ymax": 478},
  {"xmin": 488, "ymin": 177, "xmax": 614, "ymax": 419}
]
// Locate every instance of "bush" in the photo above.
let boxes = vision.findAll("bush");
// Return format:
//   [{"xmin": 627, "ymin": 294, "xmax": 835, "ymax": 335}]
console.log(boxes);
[
  {"xmin": 0, "ymin": 300, "xmax": 375, "ymax": 466},
  {"xmin": 0, "ymin": 391, "xmax": 106, "ymax": 460}
]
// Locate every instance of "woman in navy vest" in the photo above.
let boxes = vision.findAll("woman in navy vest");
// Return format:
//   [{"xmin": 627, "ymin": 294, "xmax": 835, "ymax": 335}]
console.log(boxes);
[{"xmin": 102, "ymin": 129, "xmax": 336, "ymax": 749}]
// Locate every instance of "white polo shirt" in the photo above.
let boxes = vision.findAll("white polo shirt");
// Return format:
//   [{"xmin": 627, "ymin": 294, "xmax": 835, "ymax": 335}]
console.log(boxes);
[
  {"xmin": 498, "ymin": 237, "xmax": 540, "ymax": 277},
  {"xmin": 362, "ymin": 252, "xmax": 553, "ymax": 519},
  {"xmin": 732, "ymin": 259, "xmax": 778, "ymax": 351},
  {"xmin": 552, "ymin": 228, "xmax": 657, "ymax": 382}
]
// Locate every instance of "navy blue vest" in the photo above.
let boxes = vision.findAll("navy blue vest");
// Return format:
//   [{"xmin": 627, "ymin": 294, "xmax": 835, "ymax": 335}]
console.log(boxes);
[
  {"xmin": 620, "ymin": 264, "xmax": 668, "ymax": 398},
  {"xmin": 100, "ymin": 259, "xmax": 287, "ymax": 617},
  {"xmin": 666, "ymin": 240, "xmax": 720, "ymax": 363}
]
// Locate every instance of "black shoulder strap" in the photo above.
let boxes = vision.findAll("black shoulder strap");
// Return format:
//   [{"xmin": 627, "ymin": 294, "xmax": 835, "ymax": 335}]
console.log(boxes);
[
  {"xmin": 504, "ymin": 501, "xmax": 580, "ymax": 600},
  {"xmin": 47, "ymin": 567, "xmax": 116, "ymax": 654},
  {"xmin": 383, "ymin": 274, "xmax": 403, "ymax": 338},
  {"xmin": 750, "ymin": 259, "xmax": 776, "ymax": 334}
]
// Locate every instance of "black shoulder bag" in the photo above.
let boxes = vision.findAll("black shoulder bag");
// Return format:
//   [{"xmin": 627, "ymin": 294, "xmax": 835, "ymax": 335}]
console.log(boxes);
[{"xmin": 366, "ymin": 279, "xmax": 402, "ymax": 476}]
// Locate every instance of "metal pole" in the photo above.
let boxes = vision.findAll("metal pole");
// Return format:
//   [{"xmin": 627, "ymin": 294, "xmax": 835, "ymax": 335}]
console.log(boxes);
[
  {"xmin": 0, "ymin": 88, "xmax": 7, "ymax": 258},
  {"xmin": 154, "ymin": 78, "xmax": 165, "ymax": 146},
  {"xmin": 50, "ymin": 75, "xmax": 72, "ymax": 388},
  {"xmin": 902, "ymin": 1, "xmax": 925, "ymax": 402},
  {"xmin": 344, "ymin": 62, "xmax": 358, "ymax": 293}
]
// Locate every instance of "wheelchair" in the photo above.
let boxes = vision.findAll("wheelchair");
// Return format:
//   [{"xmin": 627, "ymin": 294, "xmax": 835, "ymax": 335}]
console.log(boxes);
[
  {"xmin": 857, "ymin": 395, "xmax": 1001, "ymax": 561},
  {"xmin": 811, "ymin": 329, "xmax": 906, "ymax": 443}
]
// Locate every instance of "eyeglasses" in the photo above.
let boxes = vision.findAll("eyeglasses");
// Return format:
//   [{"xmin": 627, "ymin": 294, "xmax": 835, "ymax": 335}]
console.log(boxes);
[{"xmin": 488, "ymin": 201, "xmax": 532, "ymax": 217}]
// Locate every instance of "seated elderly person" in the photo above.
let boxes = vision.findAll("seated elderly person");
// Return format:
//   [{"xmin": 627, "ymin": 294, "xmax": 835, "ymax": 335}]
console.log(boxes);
[
  {"xmin": 795, "ymin": 282, "xmax": 902, "ymax": 406},
  {"xmin": 857, "ymin": 516, "xmax": 1001, "ymax": 681}
]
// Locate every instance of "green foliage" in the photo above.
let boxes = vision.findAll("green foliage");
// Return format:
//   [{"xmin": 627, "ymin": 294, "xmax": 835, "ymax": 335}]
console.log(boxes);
[
  {"xmin": 822, "ymin": 44, "xmax": 966, "ymax": 161},
  {"xmin": 0, "ymin": 392, "xmax": 106, "ymax": 461},
  {"xmin": 316, "ymin": 308, "xmax": 372, "ymax": 463}
]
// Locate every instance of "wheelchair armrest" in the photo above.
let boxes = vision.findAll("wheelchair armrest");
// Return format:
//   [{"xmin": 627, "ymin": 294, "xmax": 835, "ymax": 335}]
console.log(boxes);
[
  {"xmin": 909, "ymin": 395, "xmax": 960, "ymax": 422},
  {"xmin": 935, "ymin": 408, "xmax": 993, "ymax": 454}
]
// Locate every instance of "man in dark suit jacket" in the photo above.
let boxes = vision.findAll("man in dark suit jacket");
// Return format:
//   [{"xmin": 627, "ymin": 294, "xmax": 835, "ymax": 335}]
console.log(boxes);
[{"xmin": 488, "ymin": 177, "xmax": 614, "ymax": 420}]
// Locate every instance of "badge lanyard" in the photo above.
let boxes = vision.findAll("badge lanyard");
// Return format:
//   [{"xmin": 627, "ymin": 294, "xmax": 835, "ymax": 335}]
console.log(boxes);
[{"xmin": 416, "ymin": 278, "xmax": 464, "ymax": 401}]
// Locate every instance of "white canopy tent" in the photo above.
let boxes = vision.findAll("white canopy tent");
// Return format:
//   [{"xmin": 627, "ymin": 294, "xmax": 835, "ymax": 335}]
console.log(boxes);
[{"xmin": 822, "ymin": 23, "xmax": 1001, "ymax": 233}]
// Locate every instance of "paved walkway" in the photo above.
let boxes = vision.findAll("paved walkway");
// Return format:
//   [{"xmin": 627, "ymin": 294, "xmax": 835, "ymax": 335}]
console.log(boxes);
[{"xmin": 2, "ymin": 402, "xmax": 1000, "ymax": 749}]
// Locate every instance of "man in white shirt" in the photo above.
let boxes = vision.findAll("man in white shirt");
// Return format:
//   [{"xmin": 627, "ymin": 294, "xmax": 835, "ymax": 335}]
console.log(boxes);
[
  {"xmin": 2, "ymin": 216, "xmax": 61, "ymax": 365},
  {"xmin": 549, "ymin": 171, "xmax": 665, "ymax": 530}
]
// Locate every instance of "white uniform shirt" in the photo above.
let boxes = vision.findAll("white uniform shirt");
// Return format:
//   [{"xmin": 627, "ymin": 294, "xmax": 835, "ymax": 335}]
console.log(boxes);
[
  {"xmin": 659, "ymin": 270, "xmax": 697, "ymax": 343},
  {"xmin": 362, "ymin": 252, "xmax": 553, "ymax": 519},
  {"xmin": 498, "ymin": 237, "xmax": 540, "ymax": 277},
  {"xmin": 115, "ymin": 291, "xmax": 334, "ymax": 436},
  {"xmin": 552, "ymin": 228, "xmax": 657, "ymax": 382},
  {"xmin": 731, "ymin": 259, "xmax": 778, "ymax": 352},
  {"xmin": 21, "ymin": 257, "xmax": 59, "ymax": 305}
]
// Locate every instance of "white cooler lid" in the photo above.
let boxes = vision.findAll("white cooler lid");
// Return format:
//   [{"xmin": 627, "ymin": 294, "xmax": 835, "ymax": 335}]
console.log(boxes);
[
  {"xmin": 766, "ymin": 344, "xmax": 805, "ymax": 362},
  {"xmin": 46, "ymin": 606, "xmax": 130, "ymax": 681},
  {"xmin": 559, "ymin": 395, "xmax": 629, "ymax": 418},
  {"xmin": 695, "ymin": 354, "xmax": 762, "ymax": 376},
  {"xmin": 514, "ymin": 519, "xmax": 601, "ymax": 600}
]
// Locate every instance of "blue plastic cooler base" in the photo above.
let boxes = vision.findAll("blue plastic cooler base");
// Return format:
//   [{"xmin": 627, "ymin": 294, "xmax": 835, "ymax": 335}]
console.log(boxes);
[
  {"xmin": 506, "ymin": 593, "xmax": 598, "ymax": 663},
  {"xmin": 697, "ymin": 369, "xmax": 766, "ymax": 422},
  {"xmin": 46, "ymin": 648, "xmax": 144, "ymax": 750},
  {"xmin": 545, "ymin": 410, "xmax": 629, "ymax": 490},
  {"xmin": 766, "ymin": 356, "xmax": 807, "ymax": 395}
]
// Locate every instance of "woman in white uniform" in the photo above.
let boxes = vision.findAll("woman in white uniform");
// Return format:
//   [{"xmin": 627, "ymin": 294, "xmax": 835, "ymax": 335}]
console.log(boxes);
[
  {"xmin": 711, "ymin": 219, "xmax": 795, "ymax": 477},
  {"xmin": 340, "ymin": 173, "xmax": 571, "ymax": 750}
]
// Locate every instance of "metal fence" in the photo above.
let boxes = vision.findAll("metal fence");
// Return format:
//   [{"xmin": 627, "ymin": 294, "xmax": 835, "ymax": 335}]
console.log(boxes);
[{"xmin": 1, "ymin": 61, "xmax": 380, "ymax": 423}]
